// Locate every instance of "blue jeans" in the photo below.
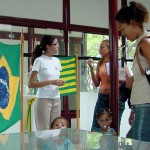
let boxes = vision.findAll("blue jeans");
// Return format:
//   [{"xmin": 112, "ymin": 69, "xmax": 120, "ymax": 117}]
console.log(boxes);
[
  {"xmin": 91, "ymin": 93, "xmax": 109, "ymax": 131},
  {"xmin": 126, "ymin": 103, "xmax": 150, "ymax": 142}
]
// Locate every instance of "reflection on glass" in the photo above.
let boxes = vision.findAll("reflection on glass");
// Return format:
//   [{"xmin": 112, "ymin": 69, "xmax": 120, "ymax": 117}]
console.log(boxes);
[
  {"xmin": 80, "ymin": 59, "xmax": 99, "ymax": 92},
  {"xmin": 68, "ymin": 31, "xmax": 82, "ymax": 56},
  {"xmin": 1, "ymin": 128, "xmax": 150, "ymax": 150}
]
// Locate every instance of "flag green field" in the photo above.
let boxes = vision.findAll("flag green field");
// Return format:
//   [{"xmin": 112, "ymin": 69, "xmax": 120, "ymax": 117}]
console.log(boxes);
[
  {"xmin": 59, "ymin": 56, "xmax": 76, "ymax": 96},
  {"xmin": 0, "ymin": 42, "xmax": 21, "ymax": 132}
]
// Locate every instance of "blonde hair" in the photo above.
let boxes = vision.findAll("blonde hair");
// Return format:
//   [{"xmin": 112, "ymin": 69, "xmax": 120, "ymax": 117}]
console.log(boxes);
[{"xmin": 98, "ymin": 39, "xmax": 110, "ymax": 67}]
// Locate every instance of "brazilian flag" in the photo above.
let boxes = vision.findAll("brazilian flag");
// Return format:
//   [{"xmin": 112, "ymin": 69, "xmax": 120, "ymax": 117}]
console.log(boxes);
[
  {"xmin": 0, "ymin": 42, "xmax": 21, "ymax": 132},
  {"xmin": 59, "ymin": 56, "xmax": 76, "ymax": 96}
]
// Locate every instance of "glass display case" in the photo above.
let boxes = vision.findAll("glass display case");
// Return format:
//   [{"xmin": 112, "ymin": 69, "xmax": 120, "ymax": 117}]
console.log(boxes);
[{"xmin": 0, "ymin": 128, "xmax": 150, "ymax": 150}]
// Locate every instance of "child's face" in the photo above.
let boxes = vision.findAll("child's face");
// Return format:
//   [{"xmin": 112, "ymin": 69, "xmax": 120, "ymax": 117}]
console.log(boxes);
[
  {"xmin": 97, "ymin": 114, "xmax": 112, "ymax": 131},
  {"xmin": 52, "ymin": 119, "xmax": 68, "ymax": 129}
]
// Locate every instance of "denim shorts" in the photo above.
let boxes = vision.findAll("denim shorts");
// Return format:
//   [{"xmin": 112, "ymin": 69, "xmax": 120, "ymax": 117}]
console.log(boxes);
[{"xmin": 127, "ymin": 103, "xmax": 150, "ymax": 142}]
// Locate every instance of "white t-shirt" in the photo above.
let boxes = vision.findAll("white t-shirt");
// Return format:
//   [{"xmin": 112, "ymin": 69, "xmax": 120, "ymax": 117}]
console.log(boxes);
[{"xmin": 32, "ymin": 55, "xmax": 62, "ymax": 98}]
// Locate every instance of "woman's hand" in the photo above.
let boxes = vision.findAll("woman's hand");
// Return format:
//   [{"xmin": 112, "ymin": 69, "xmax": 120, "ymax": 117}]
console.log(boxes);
[
  {"xmin": 52, "ymin": 79, "xmax": 66, "ymax": 86},
  {"xmin": 87, "ymin": 59, "xmax": 94, "ymax": 68},
  {"xmin": 128, "ymin": 111, "xmax": 135, "ymax": 126}
]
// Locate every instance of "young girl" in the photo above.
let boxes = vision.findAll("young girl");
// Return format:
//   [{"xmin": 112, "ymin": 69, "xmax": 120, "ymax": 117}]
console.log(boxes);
[
  {"xmin": 50, "ymin": 117, "xmax": 70, "ymax": 129},
  {"xmin": 38, "ymin": 117, "xmax": 75, "ymax": 150},
  {"xmin": 94, "ymin": 108, "xmax": 117, "ymax": 136}
]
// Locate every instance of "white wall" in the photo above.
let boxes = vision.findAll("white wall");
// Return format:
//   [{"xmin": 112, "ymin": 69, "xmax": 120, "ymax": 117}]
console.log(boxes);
[
  {"xmin": 80, "ymin": 92, "xmax": 98, "ymax": 131},
  {"xmin": 0, "ymin": 0, "xmax": 150, "ymax": 29},
  {"xmin": 70, "ymin": 0, "xmax": 109, "ymax": 28},
  {"xmin": 0, "ymin": 0, "xmax": 63, "ymax": 22}
]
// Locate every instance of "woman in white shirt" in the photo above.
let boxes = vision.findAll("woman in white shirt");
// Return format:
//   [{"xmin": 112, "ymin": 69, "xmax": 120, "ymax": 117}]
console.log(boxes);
[{"xmin": 28, "ymin": 35, "xmax": 65, "ymax": 130}]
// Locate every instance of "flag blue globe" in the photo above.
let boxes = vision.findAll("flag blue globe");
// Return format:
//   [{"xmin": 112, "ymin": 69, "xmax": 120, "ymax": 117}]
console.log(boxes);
[{"xmin": 0, "ymin": 66, "xmax": 9, "ymax": 109}]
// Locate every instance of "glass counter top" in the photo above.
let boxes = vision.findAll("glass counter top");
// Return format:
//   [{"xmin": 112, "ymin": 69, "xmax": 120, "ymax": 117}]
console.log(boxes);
[{"xmin": 0, "ymin": 128, "xmax": 150, "ymax": 150}]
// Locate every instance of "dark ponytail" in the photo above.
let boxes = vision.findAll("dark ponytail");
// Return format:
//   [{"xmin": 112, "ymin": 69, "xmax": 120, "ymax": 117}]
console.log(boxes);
[
  {"xmin": 31, "ymin": 35, "xmax": 55, "ymax": 65},
  {"xmin": 31, "ymin": 45, "xmax": 43, "ymax": 65}
]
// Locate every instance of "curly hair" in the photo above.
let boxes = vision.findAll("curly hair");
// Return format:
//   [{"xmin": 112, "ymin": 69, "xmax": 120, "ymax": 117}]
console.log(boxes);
[{"xmin": 115, "ymin": 1, "xmax": 149, "ymax": 27}]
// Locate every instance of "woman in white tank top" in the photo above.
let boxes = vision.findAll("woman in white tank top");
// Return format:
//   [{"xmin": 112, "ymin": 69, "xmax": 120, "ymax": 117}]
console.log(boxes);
[{"xmin": 115, "ymin": 1, "xmax": 150, "ymax": 142}]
